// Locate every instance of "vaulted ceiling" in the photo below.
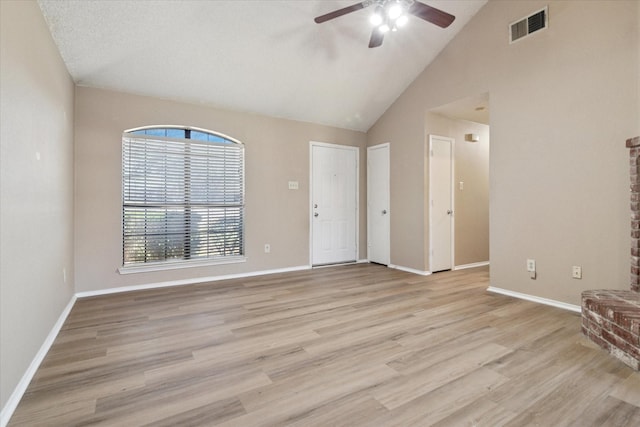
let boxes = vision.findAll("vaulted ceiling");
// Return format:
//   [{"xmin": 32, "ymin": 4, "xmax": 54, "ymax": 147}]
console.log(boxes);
[{"xmin": 38, "ymin": 0, "xmax": 487, "ymax": 132}]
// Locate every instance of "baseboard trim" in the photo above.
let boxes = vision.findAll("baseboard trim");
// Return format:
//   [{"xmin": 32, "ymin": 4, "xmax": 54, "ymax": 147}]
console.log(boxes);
[
  {"xmin": 388, "ymin": 264, "xmax": 432, "ymax": 276},
  {"xmin": 0, "ymin": 295, "xmax": 77, "ymax": 427},
  {"xmin": 487, "ymin": 286, "xmax": 581, "ymax": 313},
  {"xmin": 75, "ymin": 265, "xmax": 312, "ymax": 298},
  {"xmin": 454, "ymin": 261, "xmax": 490, "ymax": 270}
]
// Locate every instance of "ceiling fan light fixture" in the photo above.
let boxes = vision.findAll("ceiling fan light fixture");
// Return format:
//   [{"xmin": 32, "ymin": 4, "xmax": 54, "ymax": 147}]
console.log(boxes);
[
  {"xmin": 387, "ymin": 3, "xmax": 403, "ymax": 20},
  {"xmin": 396, "ymin": 14, "xmax": 409, "ymax": 27},
  {"xmin": 313, "ymin": 0, "xmax": 456, "ymax": 48},
  {"xmin": 370, "ymin": 6, "xmax": 384, "ymax": 26}
]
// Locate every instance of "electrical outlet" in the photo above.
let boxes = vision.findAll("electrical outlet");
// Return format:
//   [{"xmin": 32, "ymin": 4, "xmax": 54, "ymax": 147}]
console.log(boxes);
[
  {"xmin": 527, "ymin": 259, "xmax": 536, "ymax": 279},
  {"xmin": 526, "ymin": 259, "xmax": 536, "ymax": 272},
  {"xmin": 264, "ymin": 244, "xmax": 271, "ymax": 253},
  {"xmin": 572, "ymin": 266, "xmax": 582, "ymax": 279}
]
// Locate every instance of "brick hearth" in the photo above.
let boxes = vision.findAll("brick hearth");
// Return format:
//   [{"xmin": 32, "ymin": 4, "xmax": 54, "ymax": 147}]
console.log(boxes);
[
  {"xmin": 582, "ymin": 290, "xmax": 640, "ymax": 370},
  {"xmin": 581, "ymin": 136, "xmax": 640, "ymax": 370},
  {"xmin": 629, "ymin": 136, "xmax": 640, "ymax": 293}
]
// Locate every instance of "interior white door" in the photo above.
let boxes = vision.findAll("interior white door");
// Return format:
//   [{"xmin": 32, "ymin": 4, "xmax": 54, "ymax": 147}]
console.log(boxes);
[
  {"xmin": 367, "ymin": 143, "xmax": 390, "ymax": 265},
  {"xmin": 311, "ymin": 143, "xmax": 358, "ymax": 265},
  {"xmin": 429, "ymin": 135, "xmax": 454, "ymax": 272}
]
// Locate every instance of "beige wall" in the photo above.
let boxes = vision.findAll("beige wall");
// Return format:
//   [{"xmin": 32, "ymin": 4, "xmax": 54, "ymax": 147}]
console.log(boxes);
[
  {"xmin": 74, "ymin": 87, "xmax": 367, "ymax": 292},
  {"xmin": 368, "ymin": 0, "xmax": 639, "ymax": 305},
  {"xmin": 424, "ymin": 113, "xmax": 490, "ymax": 268},
  {"xmin": 2, "ymin": 0, "xmax": 638, "ymax": 412},
  {"xmin": 0, "ymin": 0, "xmax": 75, "ymax": 410},
  {"xmin": 372, "ymin": 105, "xmax": 427, "ymax": 271}
]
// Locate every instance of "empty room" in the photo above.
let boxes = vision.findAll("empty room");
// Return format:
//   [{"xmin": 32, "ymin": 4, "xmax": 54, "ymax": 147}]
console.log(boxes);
[{"xmin": 1, "ymin": 0, "xmax": 639, "ymax": 425}]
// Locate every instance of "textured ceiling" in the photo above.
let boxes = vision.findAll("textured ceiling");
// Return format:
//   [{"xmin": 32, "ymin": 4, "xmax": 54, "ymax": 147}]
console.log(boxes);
[{"xmin": 38, "ymin": 0, "xmax": 487, "ymax": 132}]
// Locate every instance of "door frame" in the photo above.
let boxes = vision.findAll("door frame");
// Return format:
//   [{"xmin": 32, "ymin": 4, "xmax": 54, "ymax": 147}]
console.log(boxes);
[
  {"xmin": 309, "ymin": 141, "xmax": 360, "ymax": 267},
  {"xmin": 428, "ymin": 135, "xmax": 455, "ymax": 272},
  {"xmin": 367, "ymin": 142, "xmax": 390, "ymax": 265}
]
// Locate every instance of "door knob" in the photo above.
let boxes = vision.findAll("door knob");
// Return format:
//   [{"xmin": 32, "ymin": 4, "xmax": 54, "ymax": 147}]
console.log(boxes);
[
  {"xmin": 382, "ymin": 210, "xmax": 387, "ymax": 215},
  {"xmin": 314, "ymin": 212, "xmax": 319, "ymax": 217},
  {"xmin": 447, "ymin": 210, "xmax": 453, "ymax": 215}
]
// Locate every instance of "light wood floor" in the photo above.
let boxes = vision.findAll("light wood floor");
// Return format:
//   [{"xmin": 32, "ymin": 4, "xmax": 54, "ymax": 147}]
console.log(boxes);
[{"xmin": 9, "ymin": 264, "xmax": 640, "ymax": 426}]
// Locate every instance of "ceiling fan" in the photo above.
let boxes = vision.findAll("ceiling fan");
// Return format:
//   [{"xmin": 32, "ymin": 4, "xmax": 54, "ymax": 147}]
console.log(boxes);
[{"xmin": 314, "ymin": 0, "xmax": 455, "ymax": 48}]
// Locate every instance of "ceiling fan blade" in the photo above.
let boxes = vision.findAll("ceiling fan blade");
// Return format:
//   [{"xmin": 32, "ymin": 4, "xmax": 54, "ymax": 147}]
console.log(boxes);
[
  {"xmin": 368, "ymin": 28, "xmax": 384, "ymax": 48},
  {"xmin": 314, "ymin": 2, "xmax": 367, "ymax": 24},
  {"xmin": 409, "ymin": 1, "xmax": 455, "ymax": 28}
]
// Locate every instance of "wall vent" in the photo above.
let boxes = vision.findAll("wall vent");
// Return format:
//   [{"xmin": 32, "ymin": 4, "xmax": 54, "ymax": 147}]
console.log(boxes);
[{"xmin": 510, "ymin": 7, "xmax": 548, "ymax": 43}]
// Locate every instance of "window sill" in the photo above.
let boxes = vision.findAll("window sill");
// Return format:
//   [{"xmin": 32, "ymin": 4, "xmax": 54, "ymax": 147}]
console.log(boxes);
[{"xmin": 118, "ymin": 256, "xmax": 247, "ymax": 275}]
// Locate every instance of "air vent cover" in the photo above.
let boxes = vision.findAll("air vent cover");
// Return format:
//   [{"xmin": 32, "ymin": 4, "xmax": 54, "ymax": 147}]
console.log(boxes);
[{"xmin": 510, "ymin": 7, "xmax": 548, "ymax": 43}]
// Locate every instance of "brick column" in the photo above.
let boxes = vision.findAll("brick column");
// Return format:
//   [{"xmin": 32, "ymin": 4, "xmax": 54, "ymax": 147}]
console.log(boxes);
[{"xmin": 627, "ymin": 136, "xmax": 640, "ymax": 292}]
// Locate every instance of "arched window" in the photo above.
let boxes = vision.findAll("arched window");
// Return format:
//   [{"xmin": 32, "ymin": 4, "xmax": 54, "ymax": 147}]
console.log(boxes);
[{"xmin": 121, "ymin": 126, "xmax": 244, "ymax": 268}]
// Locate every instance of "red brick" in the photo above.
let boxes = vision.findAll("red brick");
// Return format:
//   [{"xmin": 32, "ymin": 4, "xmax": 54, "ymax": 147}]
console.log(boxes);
[
  {"xmin": 602, "ymin": 330, "xmax": 640, "ymax": 360},
  {"xmin": 584, "ymin": 309, "xmax": 603, "ymax": 327},
  {"xmin": 601, "ymin": 330, "xmax": 640, "ymax": 359},
  {"xmin": 612, "ymin": 323, "xmax": 640, "ymax": 346},
  {"xmin": 587, "ymin": 330, "xmax": 610, "ymax": 351}
]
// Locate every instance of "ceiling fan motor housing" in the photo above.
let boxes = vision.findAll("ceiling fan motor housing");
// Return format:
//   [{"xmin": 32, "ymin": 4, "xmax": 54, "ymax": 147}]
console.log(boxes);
[{"xmin": 314, "ymin": 0, "xmax": 455, "ymax": 48}]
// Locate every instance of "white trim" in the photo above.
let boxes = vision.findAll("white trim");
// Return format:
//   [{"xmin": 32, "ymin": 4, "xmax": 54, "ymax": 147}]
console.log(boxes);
[
  {"xmin": 0, "ymin": 295, "xmax": 77, "ymax": 427},
  {"xmin": 309, "ymin": 141, "xmax": 360, "ymax": 267},
  {"xmin": 428, "ymin": 134, "xmax": 455, "ymax": 272},
  {"xmin": 487, "ymin": 286, "xmax": 581, "ymax": 313},
  {"xmin": 389, "ymin": 264, "xmax": 432, "ymax": 276},
  {"xmin": 367, "ymin": 143, "xmax": 391, "ymax": 266},
  {"xmin": 76, "ymin": 265, "xmax": 311, "ymax": 298},
  {"xmin": 123, "ymin": 125, "xmax": 244, "ymax": 146},
  {"xmin": 454, "ymin": 261, "xmax": 490, "ymax": 270},
  {"xmin": 118, "ymin": 256, "xmax": 247, "ymax": 275},
  {"xmin": 312, "ymin": 262, "xmax": 357, "ymax": 269},
  {"xmin": 311, "ymin": 259, "xmax": 372, "ymax": 268}
]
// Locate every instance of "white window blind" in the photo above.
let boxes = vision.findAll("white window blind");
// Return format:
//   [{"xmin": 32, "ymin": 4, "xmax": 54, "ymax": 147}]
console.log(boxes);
[{"xmin": 122, "ymin": 128, "xmax": 244, "ymax": 266}]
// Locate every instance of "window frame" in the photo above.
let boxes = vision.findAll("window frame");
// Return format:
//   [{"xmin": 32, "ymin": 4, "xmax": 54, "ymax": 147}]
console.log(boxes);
[{"xmin": 119, "ymin": 125, "xmax": 246, "ymax": 274}]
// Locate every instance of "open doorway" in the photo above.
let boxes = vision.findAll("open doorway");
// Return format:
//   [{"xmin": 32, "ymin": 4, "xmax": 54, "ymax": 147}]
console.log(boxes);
[{"xmin": 427, "ymin": 93, "xmax": 490, "ymax": 271}]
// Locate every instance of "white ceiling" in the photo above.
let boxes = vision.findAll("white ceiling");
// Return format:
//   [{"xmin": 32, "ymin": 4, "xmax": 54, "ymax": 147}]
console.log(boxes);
[
  {"xmin": 38, "ymin": 0, "xmax": 487, "ymax": 132},
  {"xmin": 430, "ymin": 92, "xmax": 490, "ymax": 125}
]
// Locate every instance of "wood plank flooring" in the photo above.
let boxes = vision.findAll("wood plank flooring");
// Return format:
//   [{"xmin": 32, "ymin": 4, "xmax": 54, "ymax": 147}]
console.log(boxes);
[{"xmin": 8, "ymin": 264, "xmax": 640, "ymax": 426}]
